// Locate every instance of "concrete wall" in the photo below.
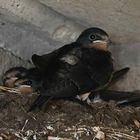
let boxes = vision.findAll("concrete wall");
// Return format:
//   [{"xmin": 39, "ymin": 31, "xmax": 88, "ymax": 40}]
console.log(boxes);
[
  {"xmin": 40, "ymin": 0, "xmax": 140, "ymax": 45},
  {"xmin": 0, "ymin": 0, "xmax": 139, "ymax": 91}
]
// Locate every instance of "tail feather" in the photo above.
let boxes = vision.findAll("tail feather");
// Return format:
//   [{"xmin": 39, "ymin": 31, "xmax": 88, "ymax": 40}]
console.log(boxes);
[
  {"xmin": 117, "ymin": 97, "xmax": 140, "ymax": 107},
  {"xmin": 90, "ymin": 90, "xmax": 140, "ymax": 107},
  {"xmin": 111, "ymin": 67, "xmax": 130, "ymax": 86},
  {"xmin": 94, "ymin": 67, "xmax": 130, "ymax": 92}
]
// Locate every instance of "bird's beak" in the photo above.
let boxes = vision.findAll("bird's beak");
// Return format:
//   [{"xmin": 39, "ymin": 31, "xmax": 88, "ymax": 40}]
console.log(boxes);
[
  {"xmin": 93, "ymin": 40, "xmax": 108, "ymax": 45},
  {"xmin": 17, "ymin": 85, "xmax": 34, "ymax": 94}
]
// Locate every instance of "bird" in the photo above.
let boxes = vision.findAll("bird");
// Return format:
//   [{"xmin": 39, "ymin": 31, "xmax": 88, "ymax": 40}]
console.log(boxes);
[
  {"xmin": 2, "ymin": 63, "xmax": 140, "ymax": 108},
  {"xmin": 2, "ymin": 67, "xmax": 140, "ymax": 107},
  {"xmin": 2, "ymin": 67, "xmax": 42, "ymax": 94},
  {"xmin": 29, "ymin": 27, "xmax": 130, "ymax": 111},
  {"xmin": 2, "ymin": 67, "xmax": 28, "ymax": 88},
  {"xmin": 2, "ymin": 65, "xmax": 130, "ymax": 99},
  {"xmin": 3, "ymin": 27, "xmax": 138, "ymax": 110}
]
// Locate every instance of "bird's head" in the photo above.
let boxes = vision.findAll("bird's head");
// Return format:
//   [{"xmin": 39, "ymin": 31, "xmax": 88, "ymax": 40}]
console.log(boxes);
[
  {"xmin": 14, "ymin": 76, "xmax": 42, "ymax": 94},
  {"xmin": 76, "ymin": 27, "xmax": 110, "ymax": 51},
  {"xmin": 2, "ymin": 67, "xmax": 28, "ymax": 88},
  {"xmin": 3, "ymin": 67, "xmax": 42, "ymax": 94}
]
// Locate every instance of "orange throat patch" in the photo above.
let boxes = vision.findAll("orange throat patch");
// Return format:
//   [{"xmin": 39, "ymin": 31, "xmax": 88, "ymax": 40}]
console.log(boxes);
[{"xmin": 89, "ymin": 41, "xmax": 108, "ymax": 51}]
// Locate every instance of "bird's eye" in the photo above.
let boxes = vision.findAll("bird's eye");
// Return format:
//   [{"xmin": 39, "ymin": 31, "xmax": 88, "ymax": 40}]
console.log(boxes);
[
  {"xmin": 24, "ymin": 80, "xmax": 32, "ymax": 85},
  {"xmin": 89, "ymin": 34, "xmax": 96, "ymax": 41}
]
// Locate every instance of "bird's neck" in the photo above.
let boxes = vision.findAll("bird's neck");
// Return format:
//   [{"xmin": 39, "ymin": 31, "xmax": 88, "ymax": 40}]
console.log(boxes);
[{"xmin": 89, "ymin": 42, "xmax": 108, "ymax": 51}]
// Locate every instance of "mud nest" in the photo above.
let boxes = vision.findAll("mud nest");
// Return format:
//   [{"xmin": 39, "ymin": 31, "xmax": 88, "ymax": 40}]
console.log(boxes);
[{"xmin": 0, "ymin": 93, "xmax": 140, "ymax": 140}]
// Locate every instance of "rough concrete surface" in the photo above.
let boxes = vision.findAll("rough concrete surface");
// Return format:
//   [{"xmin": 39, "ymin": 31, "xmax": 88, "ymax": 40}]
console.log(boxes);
[
  {"xmin": 0, "ymin": 14, "xmax": 62, "ymax": 60},
  {"xmin": 0, "ymin": 0, "xmax": 85, "ymax": 43},
  {"xmin": 39, "ymin": 0, "xmax": 140, "ymax": 44}
]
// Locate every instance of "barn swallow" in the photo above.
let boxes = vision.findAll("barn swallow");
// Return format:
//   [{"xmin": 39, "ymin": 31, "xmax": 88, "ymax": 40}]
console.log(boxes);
[
  {"xmin": 2, "ymin": 28, "xmax": 134, "ymax": 110},
  {"xmin": 2, "ymin": 65, "xmax": 130, "ymax": 101},
  {"xmin": 29, "ymin": 27, "xmax": 122, "ymax": 111},
  {"xmin": 2, "ymin": 67, "xmax": 42, "ymax": 94},
  {"xmin": 2, "ymin": 67, "xmax": 28, "ymax": 88},
  {"xmin": 3, "ymin": 67, "xmax": 139, "ymax": 107},
  {"xmin": 2, "ymin": 66, "xmax": 140, "ymax": 107}
]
